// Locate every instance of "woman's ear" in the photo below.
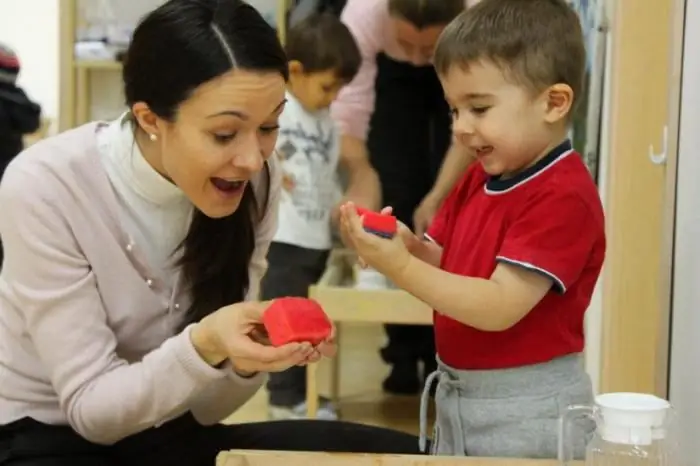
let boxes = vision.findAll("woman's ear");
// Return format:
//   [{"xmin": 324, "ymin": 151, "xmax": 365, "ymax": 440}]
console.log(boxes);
[
  {"xmin": 131, "ymin": 102, "xmax": 161, "ymax": 139},
  {"xmin": 542, "ymin": 83, "xmax": 574, "ymax": 124}
]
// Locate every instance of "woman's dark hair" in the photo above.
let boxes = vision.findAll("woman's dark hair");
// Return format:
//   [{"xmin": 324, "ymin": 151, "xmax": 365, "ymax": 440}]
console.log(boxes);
[
  {"xmin": 122, "ymin": 0, "xmax": 288, "ymax": 330},
  {"xmin": 388, "ymin": 0, "xmax": 464, "ymax": 29}
]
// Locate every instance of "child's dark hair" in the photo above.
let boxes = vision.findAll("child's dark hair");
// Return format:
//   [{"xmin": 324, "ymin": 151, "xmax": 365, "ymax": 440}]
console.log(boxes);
[
  {"xmin": 285, "ymin": 12, "xmax": 361, "ymax": 83},
  {"xmin": 122, "ymin": 0, "xmax": 288, "ymax": 331},
  {"xmin": 434, "ymin": 0, "xmax": 586, "ymax": 110},
  {"xmin": 388, "ymin": 0, "xmax": 464, "ymax": 29}
]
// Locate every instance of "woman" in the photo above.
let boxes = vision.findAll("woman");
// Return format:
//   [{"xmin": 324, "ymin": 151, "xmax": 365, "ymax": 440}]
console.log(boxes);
[
  {"xmin": 0, "ymin": 1, "xmax": 421, "ymax": 464},
  {"xmin": 331, "ymin": 0, "xmax": 475, "ymax": 395}
]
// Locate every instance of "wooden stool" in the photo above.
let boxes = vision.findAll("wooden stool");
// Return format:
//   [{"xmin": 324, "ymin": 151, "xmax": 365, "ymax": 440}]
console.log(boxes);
[{"xmin": 305, "ymin": 250, "xmax": 432, "ymax": 418}]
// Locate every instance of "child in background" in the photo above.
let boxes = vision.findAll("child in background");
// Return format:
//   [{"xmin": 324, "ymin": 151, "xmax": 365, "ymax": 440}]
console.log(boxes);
[
  {"xmin": 262, "ymin": 12, "xmax": 361, "ymax": 421},
  {"xmin": 340, "ymin": 0, "xmax": 604, "ymax": 458}
]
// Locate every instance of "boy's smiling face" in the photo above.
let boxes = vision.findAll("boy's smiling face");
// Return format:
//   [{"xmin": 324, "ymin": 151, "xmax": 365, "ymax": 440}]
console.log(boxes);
[{"xmin": 440, "ymin": 60, "xmax": 573, "ymax": 178}]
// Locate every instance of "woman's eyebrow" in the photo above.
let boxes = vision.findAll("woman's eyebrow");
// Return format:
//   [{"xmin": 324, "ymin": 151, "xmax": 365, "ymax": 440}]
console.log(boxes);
[
  {"xmin": 208, "ymin": 99, "xmax": 287, "ymax": 119},
  {"xmin": 207, "ymin": 110, "xmax": 248, "ymax": 120}
]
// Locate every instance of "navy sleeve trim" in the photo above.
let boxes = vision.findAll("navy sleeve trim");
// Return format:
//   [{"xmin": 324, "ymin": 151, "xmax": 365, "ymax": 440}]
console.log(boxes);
[{"xmin": 495, "ymin": 256, "xmax": 566, "ymax": 294}]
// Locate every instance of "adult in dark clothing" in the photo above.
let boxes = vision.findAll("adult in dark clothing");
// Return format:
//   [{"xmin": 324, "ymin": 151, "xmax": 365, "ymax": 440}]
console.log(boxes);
[{"xmin": 331, "ymin": 0, "xmax": 475, "ymax": 394}]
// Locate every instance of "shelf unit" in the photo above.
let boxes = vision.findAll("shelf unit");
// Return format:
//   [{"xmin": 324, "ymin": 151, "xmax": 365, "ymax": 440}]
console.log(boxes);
[{"xmin": 58, "ymin": 0, "xmax": 292, "ymax": 131}]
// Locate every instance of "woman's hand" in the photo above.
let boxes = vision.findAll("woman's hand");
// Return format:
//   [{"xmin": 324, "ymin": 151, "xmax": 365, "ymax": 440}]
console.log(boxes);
[
  {"xmin": 190, "ymin": 300, "xmax": 334, "ymax": 375},
  {"xmin": 339, "ymin": 202, "xmax": 414, "ymax": 280}
]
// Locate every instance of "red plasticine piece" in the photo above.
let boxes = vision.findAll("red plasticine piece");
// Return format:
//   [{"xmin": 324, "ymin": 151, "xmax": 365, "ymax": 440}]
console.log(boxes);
[
  {"xmin": 262, "ymin": 297, "xmax": 333, "ymax": 347},
  {"xmin": 363, "ymin": 212, "xmax": 397, "ymax": 238},
  {"xmin": 354, "ymin": 206, "xmax": 372, "ymax": 217},
  {"xmin": 353, "ymin": 206, "xmax": 397, "ymax": 238}
]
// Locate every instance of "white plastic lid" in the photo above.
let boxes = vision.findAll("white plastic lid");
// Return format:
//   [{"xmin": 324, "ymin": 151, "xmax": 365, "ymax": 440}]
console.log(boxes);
[{"xmin": 596, "ymin": 393, "xmax": 670, "ymax": 445}]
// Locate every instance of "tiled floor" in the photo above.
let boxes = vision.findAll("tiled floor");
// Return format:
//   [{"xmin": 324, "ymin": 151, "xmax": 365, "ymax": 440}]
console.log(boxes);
[{"xmin": 224, "ymin": 323, "xmax": 434, "ymax": 436}]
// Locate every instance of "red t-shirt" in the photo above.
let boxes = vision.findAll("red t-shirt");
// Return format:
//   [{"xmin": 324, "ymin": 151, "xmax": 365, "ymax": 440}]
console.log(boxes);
[{"xmin": 426, "ymin": 141, "xmax": 605, "ymax": 370}]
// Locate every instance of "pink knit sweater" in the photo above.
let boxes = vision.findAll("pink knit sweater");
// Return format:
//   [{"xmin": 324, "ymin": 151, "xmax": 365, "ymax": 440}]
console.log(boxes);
[{"xmin": 0, "ymin": 122, "xmax": 280, "ymax": 444}]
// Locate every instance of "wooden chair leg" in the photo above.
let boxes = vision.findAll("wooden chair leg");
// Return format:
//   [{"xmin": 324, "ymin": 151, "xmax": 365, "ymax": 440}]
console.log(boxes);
[
  {"xmin": 306, "ymin": 362, "xmax": 319, "ymax": 418},
  {"xmin": 329, "ymin": 324, "xmax": 342, "ymax": 403}
]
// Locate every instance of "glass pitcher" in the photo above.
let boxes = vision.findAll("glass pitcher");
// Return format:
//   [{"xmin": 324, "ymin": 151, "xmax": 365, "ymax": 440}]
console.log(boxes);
[{"xmin": 559, "ymin": 392, "xmax": 678, "ymax": 466}]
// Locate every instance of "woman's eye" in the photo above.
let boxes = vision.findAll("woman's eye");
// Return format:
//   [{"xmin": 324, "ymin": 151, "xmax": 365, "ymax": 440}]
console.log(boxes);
[
  {"xmin": 213, "ymin": 133, "xmax": 236, "ymax": 144},
  {"xmin": 259, "ymin": 125, "xmax": 280, "ymax": 135}
]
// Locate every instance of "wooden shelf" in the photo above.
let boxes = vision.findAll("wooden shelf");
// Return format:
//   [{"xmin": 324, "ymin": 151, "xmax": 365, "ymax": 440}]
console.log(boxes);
[
  {"xmin": 74, "ymin": 59, "xmax": 122, "ymax": 71},
  {"xmin": 305, "ymin": 250, "xmax": 432, "ymax": 418},
  {"xmin": 59, "ymin": 0, "xmax": 292, "ymax": 130}
]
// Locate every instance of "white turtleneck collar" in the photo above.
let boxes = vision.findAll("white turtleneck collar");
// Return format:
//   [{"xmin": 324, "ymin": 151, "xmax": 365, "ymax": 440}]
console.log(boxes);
[
  {"xmin": 106, "ymin": 113, "xmax": 185, "ymax": 206},
  {"xmin": 98, "ymin": 112, "xmax": 193, "ymax": 288}
]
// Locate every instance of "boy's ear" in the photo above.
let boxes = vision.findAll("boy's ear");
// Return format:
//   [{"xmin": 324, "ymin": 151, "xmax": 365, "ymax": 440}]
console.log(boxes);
[
  {"xmin": 542, "ymin": 83, "xmax": 574, "ymax": 124},
  {"xmin": 288, "ymin": 60, "xmax": 305, "ymax": 76}
]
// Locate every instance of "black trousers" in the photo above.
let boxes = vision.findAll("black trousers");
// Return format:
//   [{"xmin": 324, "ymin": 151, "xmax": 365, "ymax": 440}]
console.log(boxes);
[
  {"xmin": 0, "ymin": 414, "xmax": 423, "ymax": 465},
  {"xmin": 366, "ymin": 54, "xmax": 451, "ymax": 365},
  {"xmin": 262, "ymin": 242, "xmax": 331, "ymax": 406}
]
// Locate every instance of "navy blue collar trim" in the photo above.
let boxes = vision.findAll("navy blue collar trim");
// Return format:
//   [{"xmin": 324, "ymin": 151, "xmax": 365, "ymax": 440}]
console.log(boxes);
[{"xmin": 485, "ymin": 139, "xmax": 573, "ymax": 193}]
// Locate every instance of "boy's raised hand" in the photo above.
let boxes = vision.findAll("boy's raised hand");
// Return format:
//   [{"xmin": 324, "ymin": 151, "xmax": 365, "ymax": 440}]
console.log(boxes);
[{"xmin": 339, "ymin": 202, "xmax": 413, "ymax": 280}]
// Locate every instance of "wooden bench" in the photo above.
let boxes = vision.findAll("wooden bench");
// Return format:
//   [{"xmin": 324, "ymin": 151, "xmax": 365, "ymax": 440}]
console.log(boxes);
[
  {"xmin": 305, "ymin": 249, "xmax": 433, "ymax": 417},
  {"xmin": 216, "ymin": 450, "xmax": 578, "ymax": 466}
]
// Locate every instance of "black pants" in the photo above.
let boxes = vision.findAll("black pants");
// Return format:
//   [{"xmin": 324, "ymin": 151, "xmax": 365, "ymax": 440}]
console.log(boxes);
[
  {"xmin": 0, "ymin": 414, "xmax": 423, "ymax": 465},
  {"xmin": 262, "ymin": 242, "xmax": 330, "ymax": 407},
  {"xmin": 367, "ymin": 54, "xmax": 451, "ymax": 366}
]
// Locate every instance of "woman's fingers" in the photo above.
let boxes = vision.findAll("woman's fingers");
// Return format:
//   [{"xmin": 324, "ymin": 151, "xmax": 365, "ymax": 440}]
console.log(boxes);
[
  {"xmin": 317, "ymin": 341, "xmax": 337, "ymax": 358},
  {"xmin": 229, "ymin": 336, "xmax": 308, "ymax": 363},
  {"xmin": 249, "ymin": 324, "xmax": 271, "ymax": 345}
]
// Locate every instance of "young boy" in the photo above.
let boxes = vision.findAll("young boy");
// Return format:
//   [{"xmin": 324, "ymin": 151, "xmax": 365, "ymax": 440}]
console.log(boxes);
[
  {"xmin": 340, "ymin": 0, "xmax": 604, "ymax": 458},
  {"xmin": 262, "ymin": 12, "xmax": 362, "ymax": 421}
]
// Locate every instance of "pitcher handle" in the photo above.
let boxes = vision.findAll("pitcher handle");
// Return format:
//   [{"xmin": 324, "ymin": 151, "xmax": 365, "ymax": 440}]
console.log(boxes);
[{"xmin": 558, "ymin": 404, "xmax": 593, "ymax": 466}]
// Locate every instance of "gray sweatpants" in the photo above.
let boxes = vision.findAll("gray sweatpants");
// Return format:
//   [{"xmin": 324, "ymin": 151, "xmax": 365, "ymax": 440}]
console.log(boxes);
[{"xmin": 419, "ymin": 354, "xmax": 594, "ymax": 458}]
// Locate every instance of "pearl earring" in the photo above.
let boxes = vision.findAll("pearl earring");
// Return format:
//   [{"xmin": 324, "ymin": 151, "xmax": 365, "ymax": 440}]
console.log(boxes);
[{"xmin": 149, "ymin": 134, "xmax": 158, "ymax": 142}]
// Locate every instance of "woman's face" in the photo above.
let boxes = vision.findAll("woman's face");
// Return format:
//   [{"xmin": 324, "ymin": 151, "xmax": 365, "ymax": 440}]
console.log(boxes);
[
  {"xmin": 137, "ymin": 70, "xmax": 286, "ymax": 219},
  {"xmin": 390, "ymin": 17, "xmax": 449, "ymax": 66}
]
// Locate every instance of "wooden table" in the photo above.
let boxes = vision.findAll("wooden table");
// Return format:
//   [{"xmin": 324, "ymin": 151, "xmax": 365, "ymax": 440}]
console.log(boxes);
[
  {"xmin": 305, "ymin": 249, "xmax": 433, "ymax": 417},
  {"xmin": 217, "ymin": 450, "xmax": 578, "ymax": 466}
]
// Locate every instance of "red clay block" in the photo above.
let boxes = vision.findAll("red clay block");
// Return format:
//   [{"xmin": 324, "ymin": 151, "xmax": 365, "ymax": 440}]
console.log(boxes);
[
  {"xmin": 362, "ymin": 211, "xmax": 397, "ymax": 238},
  {"xmin": 354, "ymin": 206, "xmax": 372, "ymax": 217},
  {"xmin": 262, "ymin": 297, "xmax": 332, "ymax": 347}
]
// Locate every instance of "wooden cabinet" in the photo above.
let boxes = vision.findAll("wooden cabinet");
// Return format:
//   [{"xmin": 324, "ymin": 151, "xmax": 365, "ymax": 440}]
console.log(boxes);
[{"xmin": 599, "ymin": 0, "xmax": 686, "ymax": 396}]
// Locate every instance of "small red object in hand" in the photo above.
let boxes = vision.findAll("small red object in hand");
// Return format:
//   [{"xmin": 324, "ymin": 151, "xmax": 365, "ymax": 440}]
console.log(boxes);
[
  {"xmin": 355, "ymin": 206, "xmax": 397, "ymax": 238},
  {"xmin": 262, "ymin": 297, "xmax": 333, "ymax": 347}
]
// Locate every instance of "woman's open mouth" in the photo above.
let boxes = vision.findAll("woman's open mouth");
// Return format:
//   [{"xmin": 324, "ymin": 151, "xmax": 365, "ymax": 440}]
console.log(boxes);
[{"xmin": 211, "ymin": 177, "xmax": 247, "ymax": 198}]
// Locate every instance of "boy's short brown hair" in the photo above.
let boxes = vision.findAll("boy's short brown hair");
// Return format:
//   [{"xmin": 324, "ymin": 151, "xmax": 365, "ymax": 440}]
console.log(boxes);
[
  {"xmin": 434, "ymin": 0, "xmax": 586, "ymax": 108},
  {"xmin": 284, "ymin": 12, "xmax": 361, "ymax": 83},
  {"xmin": 388, "ymin": 0, "xmax": 465, "ymax": 29}
]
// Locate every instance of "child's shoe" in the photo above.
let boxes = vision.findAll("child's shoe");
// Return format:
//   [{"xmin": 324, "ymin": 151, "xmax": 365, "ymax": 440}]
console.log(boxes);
[{"xmin": 268, "ymin": 398, "xmax": 339, "ymax": 421}]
